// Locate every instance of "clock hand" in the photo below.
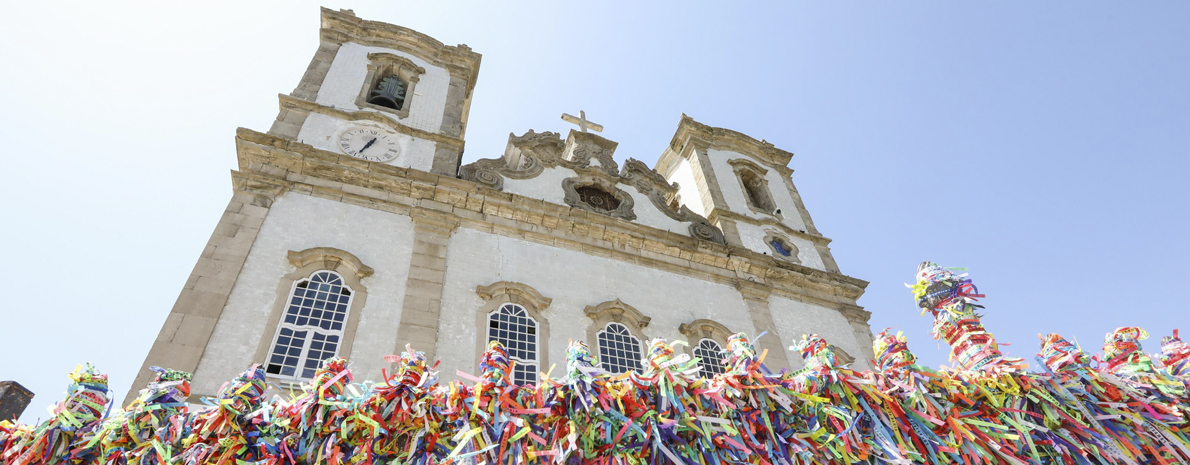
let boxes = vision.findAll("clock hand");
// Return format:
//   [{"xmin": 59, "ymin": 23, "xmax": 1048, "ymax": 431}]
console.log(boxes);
[{"xmin": 360, "ymin": 137, "xmax": 378, "ymax": 153}]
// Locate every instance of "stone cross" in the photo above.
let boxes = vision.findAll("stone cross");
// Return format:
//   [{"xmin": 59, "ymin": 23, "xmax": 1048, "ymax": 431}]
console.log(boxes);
[{"xmin": 561, "ymin": 110, "xmax": 604, "ymax": 133}]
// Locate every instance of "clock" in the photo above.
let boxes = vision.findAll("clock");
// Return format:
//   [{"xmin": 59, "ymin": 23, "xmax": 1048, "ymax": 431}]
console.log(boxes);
[{"xmin": 337, "ymin": 127, "xmax": 401, "ymax": 162}]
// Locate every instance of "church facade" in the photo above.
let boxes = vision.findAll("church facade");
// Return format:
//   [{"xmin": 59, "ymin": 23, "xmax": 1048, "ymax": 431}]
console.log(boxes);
[{"xmin": 129, "ymin": 8, "xmax": 873, "ymax": 403}]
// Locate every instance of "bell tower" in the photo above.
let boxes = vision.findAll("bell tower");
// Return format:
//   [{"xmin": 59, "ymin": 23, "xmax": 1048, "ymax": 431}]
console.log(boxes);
[
  {"xmin": 267, "ymin": 8, "xmax": 481, "ymax": 176},
  {"xmin": 655, "ymin": 115, "xmax": 843, "ymax": 273}
]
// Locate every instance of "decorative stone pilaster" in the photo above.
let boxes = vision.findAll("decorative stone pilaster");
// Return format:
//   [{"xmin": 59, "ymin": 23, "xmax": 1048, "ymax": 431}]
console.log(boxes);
[
  {"xmin": 734, "ymin": 281, "xmax": 792, "ymax": 370},
  {"xmin": 126, "ymin": 190, "xmax": 273, "ymax": 405},
  {"xmin": 393, "ymin": 208, "xmax": 460, "ymax": 363}
]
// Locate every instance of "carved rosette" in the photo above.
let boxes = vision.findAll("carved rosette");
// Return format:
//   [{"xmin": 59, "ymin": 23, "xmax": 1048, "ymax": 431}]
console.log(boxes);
[
  {"xmin": 562, "ymin": 176, "xmax": 636, "ymax": 221},
  {"xmin": 687, "ymin": 219, "xmax": 726, "ymax": 244},
  {"xmin": 458, "ymin": 160, "xmax": 506, "ymax": 190}
]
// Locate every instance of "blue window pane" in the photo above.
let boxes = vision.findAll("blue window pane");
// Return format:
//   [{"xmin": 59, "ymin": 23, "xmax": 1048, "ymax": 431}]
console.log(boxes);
[{"xmin": 770, "ymin": 240, "xmax": 791, "ymax": 257}]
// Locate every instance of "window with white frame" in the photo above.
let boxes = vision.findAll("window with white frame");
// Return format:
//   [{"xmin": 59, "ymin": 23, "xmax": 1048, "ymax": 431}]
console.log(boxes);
[
  {"xmin": 694, "ymin": 339, "xmax": 727, "ymax": 376},
  {"xmin": 597, "ymin": 322, "xmax": 643, "ymax": 374},
  {"xmin": 265, "ymin": 271, "xmax": 352, "ymax": 379},
  {"xmin": 487, "ymin": 303, "xmax": 539, "ymax": 385}
]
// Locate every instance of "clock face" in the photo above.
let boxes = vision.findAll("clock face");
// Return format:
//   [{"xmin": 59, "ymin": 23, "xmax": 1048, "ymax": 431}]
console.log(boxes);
[{"xmin": 337, "ymin": 127, "xmax": 401, "ymax": 162}]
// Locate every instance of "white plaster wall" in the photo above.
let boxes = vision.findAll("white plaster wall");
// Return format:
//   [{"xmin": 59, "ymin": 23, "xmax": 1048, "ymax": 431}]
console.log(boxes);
[
  {"xmin": 706, "ymin": 149, "xmax": 808, "ymax": 232},
  {"xmin": 500, "ymin": 166, "xmax": 691, "ymax": 236},
  {"xmin": 500, "ymin": 167, "xmax": 570, "ymax": 205},
  {"xmin": 435, "ymin": 228, "xmax": 757, "ymax": 379},
  {"xmin": 622, "ymin": 188, "xmax": 689, "ymax": 235},
  {"xmin": 736, "ymin": 221, "xmax": 825, "ymax": 270},
  {"xmin": 768, "ymin": 297, "xmax": 870, "ymax": 370},
  {"xmin": 193, "ymin": 193, "xmax": 415, "ymax": 395},
  {"xmin": 316, "ymin": 42, "xmax": 451, "ymax": 134},
  {"xmin": 296, "ymin": 113, "xmax": 438, "ymax": 172},
  {"xmin": 668, "ymin": 158, "xmax": 706, "ymax": 217}
]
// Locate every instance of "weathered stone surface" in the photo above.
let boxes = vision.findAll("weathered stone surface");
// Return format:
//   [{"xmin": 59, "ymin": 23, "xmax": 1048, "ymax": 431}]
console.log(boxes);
[{"xmin": 0, "ymin": 381, "xmax": 33, "ymax": 422}]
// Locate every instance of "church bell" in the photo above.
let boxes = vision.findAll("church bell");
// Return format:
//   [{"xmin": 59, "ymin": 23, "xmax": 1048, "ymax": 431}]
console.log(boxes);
[{"xmin": 367, "ymin": 75, "xmax": 406, "ymax": 110}]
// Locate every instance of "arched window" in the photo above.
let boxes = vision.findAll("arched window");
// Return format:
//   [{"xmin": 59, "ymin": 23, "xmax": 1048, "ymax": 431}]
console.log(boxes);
[
  {"xmin": 266, "ymin": 271, "xmax": 353, "ymax": 379},
  {"xmin": 679, "ymin": 319, "xmax": 735, "ymax": 377},
  {"xmin": 694, "ymin": 339, "xmax": 727, "ymax": 376},
  {"xmin": 487, "ymin": 303, "xmax": 539, "ymax": 385},
  {"xmin": 355, "ymin": 53, "xmax": 425, "ymax": 120},
  {"xmin": 583, "ymin": 299, "xmax": 651, "ymax": 374},
  {"xmin": 596, "ymin": 322, "xmax": 643, "ymax": 374}
]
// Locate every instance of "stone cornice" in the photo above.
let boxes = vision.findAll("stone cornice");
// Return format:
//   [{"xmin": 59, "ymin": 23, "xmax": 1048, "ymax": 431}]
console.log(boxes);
[
  {"xmin": 709, "ymin": 209, "xmax": 832, "ymax": 246},
  {"xmin": 734, "ymin": 281, "xmax": 772, "ymax": 302},
  {"xmin": 839, "ymin": 305, "xmax": 873, "ymax": 325},
  {"xmin": 660, "ymin": 114, "xmax": 794, "ymax": 173},
  {"xmin": 319, "ymin": 8, "xmax": 481, "ymax": 98},
  {"xmin": 277, "ymin": 94, "xmax": 464, "ymax": 149},
  {"xmin": 232, "ymin": 129, "xmax": 869, "ymax": 308}
]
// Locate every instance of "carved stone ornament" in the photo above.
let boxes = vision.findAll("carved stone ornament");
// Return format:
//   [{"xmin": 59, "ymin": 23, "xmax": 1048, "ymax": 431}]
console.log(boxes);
[
  {"xmin": 565, "ymin": 131, "xmax": 620, "ymax": 175},
  {"xmin": 475, "ymin": 281, "xmax": 553, "ymax": 311},
  {"xmin": 619, "ymin": 159, "xmax": 726, "ymax": 245},
  {"xmin": 459, "ymin": 130, "xmax": 563, "ymax": 190},
  {"xmin": 678, "ymin": 319, "xmax": 734, "ymax": 344},
  {"xmin": 583, "ymin": 299, "xmax": 652, "ymax": 328},
  {"xmin": 287, "ymin": 247, "xmax": 375, "ymax": 279},
  {"xmin": 562, "ymin": 176, "xmax": 636, "ymax": 221},
  {"xmin": 460, "ymin": 130, "xmax": 728, "ymax": 245},
  {"xmin": 762, "ymin": 231, "xmax": 801, "ymax": 264}
]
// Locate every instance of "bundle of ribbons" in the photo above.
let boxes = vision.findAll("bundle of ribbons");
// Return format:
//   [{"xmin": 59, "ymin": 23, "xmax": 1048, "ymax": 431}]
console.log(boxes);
[{"xmin": 3, "ymin": 262, "xmax": 1190, "ymax": 465}]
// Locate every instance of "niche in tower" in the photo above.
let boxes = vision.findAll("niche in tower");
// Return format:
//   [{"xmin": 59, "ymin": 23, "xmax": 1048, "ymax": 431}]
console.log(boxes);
[
  {"xmin": 729, "ymin": 158, "xmax": 778, "ymax": 216},
  {"xmin": 356, "ymin": 53, "xmax": 425, "ymax": 120}
]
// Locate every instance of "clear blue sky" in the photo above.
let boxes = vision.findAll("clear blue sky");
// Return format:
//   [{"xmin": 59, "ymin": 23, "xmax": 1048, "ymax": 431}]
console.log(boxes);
[{"xmin": 1, "ymin": 2, "xmax": 1187, "ymax": 423}]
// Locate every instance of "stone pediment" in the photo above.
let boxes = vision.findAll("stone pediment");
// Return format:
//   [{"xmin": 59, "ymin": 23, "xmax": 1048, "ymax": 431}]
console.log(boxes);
[{"xmin": 460, "ymin": 129, "xmax": 726, "ymax": 245}]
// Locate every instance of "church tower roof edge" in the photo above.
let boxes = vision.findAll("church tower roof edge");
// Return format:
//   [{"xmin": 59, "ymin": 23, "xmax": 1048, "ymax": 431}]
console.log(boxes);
[
  {"xmin": 318, "ymin": 7, "xmax": 482, "ymax": 98},
  {"xmin": 656, "ymin": 114, "xmax": 794, "ymax": 174}
]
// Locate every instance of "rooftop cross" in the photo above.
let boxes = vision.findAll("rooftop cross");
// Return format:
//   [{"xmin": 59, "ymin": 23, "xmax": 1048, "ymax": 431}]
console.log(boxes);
[{"xmin": 561, "ymin": 110, "xmax": 604, "ymax": 133}]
